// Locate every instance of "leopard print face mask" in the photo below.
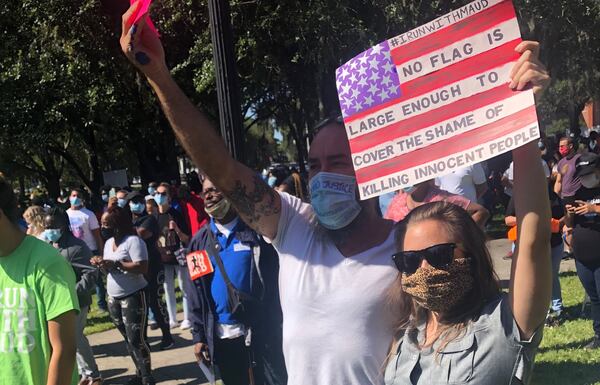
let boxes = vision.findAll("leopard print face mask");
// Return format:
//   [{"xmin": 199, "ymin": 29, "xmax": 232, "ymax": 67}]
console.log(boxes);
[{"xmin": 401, "ymin": 258, "xmax": 473, "ymax": 313}]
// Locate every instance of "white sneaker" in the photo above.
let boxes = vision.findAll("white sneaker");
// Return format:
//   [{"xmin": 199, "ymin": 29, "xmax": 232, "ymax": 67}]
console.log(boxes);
[
  {"xmin": 180, "ymin": 319, "xmax": 192, "ymax": 330},
  {"xmin": 169, "ymin": 321, "xmax": 179, "ymax": 329}
]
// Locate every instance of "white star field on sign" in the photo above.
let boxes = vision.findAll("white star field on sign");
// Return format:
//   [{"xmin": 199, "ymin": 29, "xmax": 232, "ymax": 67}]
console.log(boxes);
[{"xmin": 336, "ymin": 41, "xmax": 403, "ymax": 118}]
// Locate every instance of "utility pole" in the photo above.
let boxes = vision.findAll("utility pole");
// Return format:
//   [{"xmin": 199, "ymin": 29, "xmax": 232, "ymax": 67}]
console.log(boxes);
[{"xmin": 207, "ymin": 0, "xmax": 244, "ymax": 161}]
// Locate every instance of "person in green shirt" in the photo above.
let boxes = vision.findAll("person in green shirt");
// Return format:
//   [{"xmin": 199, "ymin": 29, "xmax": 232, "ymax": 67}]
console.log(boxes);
[{"xmin": 0, "ymin": 174, "xmax": 80, "ymax": 385}]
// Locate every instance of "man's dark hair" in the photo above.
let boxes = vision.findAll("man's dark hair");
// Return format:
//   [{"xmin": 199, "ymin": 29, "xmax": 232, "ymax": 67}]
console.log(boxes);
[
  {"xmin": 309, "ymin": 113, "xmax": 344, "ymax": 145},
  {"xmin": 159, "ymin": 182, "xmax": 172, "ymax": 197},
  {"xmin": 46, "ymin": 206, "xmax": 72, "ymax": 235},
  {"xmin": 0, "ymin": 174, "xmax": 19, "ymax": 223}
]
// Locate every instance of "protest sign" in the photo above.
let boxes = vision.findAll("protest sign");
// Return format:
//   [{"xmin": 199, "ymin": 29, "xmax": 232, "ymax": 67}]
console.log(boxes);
[{"xmin": 335, "ymin": 0, "xmax": 539, "ymax": 200}]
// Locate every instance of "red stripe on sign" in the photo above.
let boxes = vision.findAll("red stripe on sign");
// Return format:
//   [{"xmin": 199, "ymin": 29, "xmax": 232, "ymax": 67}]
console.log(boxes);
[
  {"xmin": 343, "ymin": 40, "xmax": 521, "ymax": 125},
  {"xmin": 400, "ymin": 40, "xmax": 520, "ymax": 97},
  {"xmin": 355, "ymin": 105, "xmax": 538, "ymax": 184},
  {"xmin": 348, "ymin": 84, "xmax": 521, "ymax": 153},
  {"xmin": 390, "ymin": 1, "xmax": 517, "ymax": 65}
]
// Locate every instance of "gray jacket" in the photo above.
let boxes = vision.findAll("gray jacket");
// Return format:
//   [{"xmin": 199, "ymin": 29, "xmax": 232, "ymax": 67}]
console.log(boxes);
[
  {"xmin": 384, "ymin": 295, "xmax": 543, "ymax": 385},
  {"xmin": 55, "ymin": 233, "xmax": 99, "ymax": 308}
]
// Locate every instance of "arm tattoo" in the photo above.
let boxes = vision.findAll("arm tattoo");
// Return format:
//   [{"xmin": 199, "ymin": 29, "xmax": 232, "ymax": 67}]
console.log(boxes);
[{"xmin": 225, "ymin": 174, "xmax": 280, "ymax": 227}]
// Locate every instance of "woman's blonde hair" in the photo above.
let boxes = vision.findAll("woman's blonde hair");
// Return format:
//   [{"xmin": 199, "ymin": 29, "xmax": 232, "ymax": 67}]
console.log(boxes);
[
  {"xmin": 387, "ymin": 201, "xmax": 501, "ymax": 355},
  {"xmin": 23, "ymin": 205, "xmax": 47, "ymax": 236}
]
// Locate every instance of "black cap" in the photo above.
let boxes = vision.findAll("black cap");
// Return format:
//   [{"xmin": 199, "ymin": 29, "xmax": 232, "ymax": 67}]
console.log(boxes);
[
  {"xmin": 126, "ymin": 191, "xmax": 144, "ymax": 201},
  {"xmin": 575, "ymin": 152, "xmax": 600, "ymax": 177}
]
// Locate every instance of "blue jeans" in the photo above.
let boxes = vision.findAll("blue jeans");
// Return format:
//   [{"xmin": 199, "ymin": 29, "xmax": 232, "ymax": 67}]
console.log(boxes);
[
  {"xmin": 575, "ymin": 259, "xmax": 600, "ymax": 337},
  {"xmin": 95, "ymin": 276, "xmax": 107, "ymax": 310},
  {"xmin": 550, "ymin": 244, "xmax": 564, "ymax": 312}
]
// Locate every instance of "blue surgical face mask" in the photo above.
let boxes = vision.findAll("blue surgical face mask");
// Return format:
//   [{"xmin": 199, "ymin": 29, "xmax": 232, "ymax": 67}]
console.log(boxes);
[
  {"xmin": 117, "ymin": 198, "xmax": 128, "ymax": 208},
  {"xmin": 130, "ymin": 202, "xmax": 145, "ymax": 214},
  {"xmin": 268, "ymin": 176, "xmax": 277, "ymax": 188},
  {"xmin": 44, "ymin": 229, "xmax": 62, "ymax": 243},
  {"xmin": 148, "ymin": 187, "xmax": 157, "ymax": 196},
  {"xmin": 309, "ymin": 172, "xmax": 362, "ymax": 230},
  {"xmin": 101, "ymin": 194, "xmax": 109, "ymax": 202},
  {"xmin": 70, "ymin": 197, "xmax": 82, "ymax": 207},
  {"xmin": 154, "ymin": 194, "xmax": 168, "ymax": 206}
]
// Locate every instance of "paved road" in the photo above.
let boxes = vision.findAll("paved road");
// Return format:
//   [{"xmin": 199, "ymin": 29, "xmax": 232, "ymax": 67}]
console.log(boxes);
[{"xmin": 89, "ymin": 238, "xmax": 576, "ymax": 384}]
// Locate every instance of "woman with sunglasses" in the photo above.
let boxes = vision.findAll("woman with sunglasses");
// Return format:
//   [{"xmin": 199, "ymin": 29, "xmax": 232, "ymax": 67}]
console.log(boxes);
[{"xmin": 385, "ymin": 42, "xmax": 551, "ymax": 385}]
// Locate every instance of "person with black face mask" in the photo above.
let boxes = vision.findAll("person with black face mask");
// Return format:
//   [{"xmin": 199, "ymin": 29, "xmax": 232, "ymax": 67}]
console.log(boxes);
[
  {"xmin": 154, "ymin": 182, "xmax": 192, "ymax": 329},
  {"xmin": 127, "ymin": 191, "xmax": 174, "ymax": 350},
  {"xmin": 92, "ymin": 206, "xmax": 154, "ymax": 385},
  {"xmin": 564, "ymin": 152, "xmax": 600, "ymax": 349}
]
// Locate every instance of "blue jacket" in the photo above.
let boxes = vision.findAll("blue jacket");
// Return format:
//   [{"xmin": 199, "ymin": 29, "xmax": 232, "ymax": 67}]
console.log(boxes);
[{"xmin": 182, "ymin": 220, "xmax": 283, "ymax": 358}]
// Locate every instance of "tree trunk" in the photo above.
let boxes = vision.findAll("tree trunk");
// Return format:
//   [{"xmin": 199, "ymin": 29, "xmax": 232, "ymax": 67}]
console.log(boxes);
[{"xmin": 86, "ymin": 126, "xmax": 103, "ymax": 196}]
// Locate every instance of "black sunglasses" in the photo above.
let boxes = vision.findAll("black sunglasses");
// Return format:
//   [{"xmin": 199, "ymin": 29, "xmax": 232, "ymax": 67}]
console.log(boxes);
[{"xmin": 392, "ymin": 243, "xmax": 457, "ymax": 275}]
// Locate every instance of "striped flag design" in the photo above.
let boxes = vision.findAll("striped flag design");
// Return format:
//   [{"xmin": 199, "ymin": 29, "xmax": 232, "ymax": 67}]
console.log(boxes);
[{"xmin": 335, "ymin": 0, "xmax": 540, "ymax": 199}]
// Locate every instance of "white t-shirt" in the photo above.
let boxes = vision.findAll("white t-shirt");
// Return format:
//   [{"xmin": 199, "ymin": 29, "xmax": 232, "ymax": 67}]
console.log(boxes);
[
  {"xmin": 103, "ymin": 235, "xmax": 148, "ymax": 298},
  {"xmin": 67, "ymin": 207, "xmax": 100, "ymax": 251},
  {"xmin": 269, "ymin": 192, "xmax": 398, "ymax": 385},
  {"xmin": 503, "ymin": 160, "xmax": 550, "ymax": 196},
  {"xmin": 436, "ymin": 164, "xmax": 486, "ymax": 202}
]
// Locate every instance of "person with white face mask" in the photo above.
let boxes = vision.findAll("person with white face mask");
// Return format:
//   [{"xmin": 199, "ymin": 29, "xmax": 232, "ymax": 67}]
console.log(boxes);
[{"xmin": 565, "ymin": 152, "xmax": 600, "ymax": 349}]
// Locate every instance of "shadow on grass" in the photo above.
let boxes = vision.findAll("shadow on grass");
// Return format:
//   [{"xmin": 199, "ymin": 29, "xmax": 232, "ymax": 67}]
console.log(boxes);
[
  {"xmin": 533, "ymin": 361, "xmax": 600, "ymax": 385},
  {"xmin": 538, "ymin": 338, "xmax": 592, "ymax": 353}
]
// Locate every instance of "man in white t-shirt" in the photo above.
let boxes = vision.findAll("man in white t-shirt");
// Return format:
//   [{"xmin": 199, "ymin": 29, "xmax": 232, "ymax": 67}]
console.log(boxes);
[
  {"xmin": 117, "ymin": 16, "xmax": 396, "ymax": 383},
  {"xmin": 66, "ymin": 189, "xmax": 104, "ymax": 254},
  {"xmin": 436, "ymin": 164, "xmax": 488, "ymax": 202},
  {"xmin": 117, "ymin": 10, "xmax": 547, "ymax": 382}
]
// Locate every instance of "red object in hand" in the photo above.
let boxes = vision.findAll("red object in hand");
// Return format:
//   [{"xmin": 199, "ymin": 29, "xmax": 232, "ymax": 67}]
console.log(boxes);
[{"xmin": 128, "ymin": 0, "xmax": 159, "ymax": 36}]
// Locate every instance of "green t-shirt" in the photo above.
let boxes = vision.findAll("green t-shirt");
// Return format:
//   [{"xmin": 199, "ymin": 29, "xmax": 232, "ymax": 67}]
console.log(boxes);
[{"xmin": 0, "ymin": 235, "xmax": 80, "ymax": 385}]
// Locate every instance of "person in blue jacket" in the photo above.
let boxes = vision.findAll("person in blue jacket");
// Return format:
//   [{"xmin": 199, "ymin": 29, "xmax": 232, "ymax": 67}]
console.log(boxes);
[{"xmin": 182, "ymin": 176, "xmax": 287, "ymax": 385}]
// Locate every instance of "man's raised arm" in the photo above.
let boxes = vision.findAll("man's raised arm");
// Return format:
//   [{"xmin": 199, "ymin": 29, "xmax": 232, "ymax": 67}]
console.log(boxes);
[{"xmin": 119, "ymin": 2, "xmax": 280, "ymax": 239}]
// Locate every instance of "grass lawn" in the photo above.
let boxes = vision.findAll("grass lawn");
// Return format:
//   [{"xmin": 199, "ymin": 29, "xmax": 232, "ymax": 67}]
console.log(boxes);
[
  {"xmin": 532, "ymin": 272, "xmax": 600, "ymax": 385},
  {"xmin": 85, "ymin": 273, "xmax": 599, "ymax": 384}
]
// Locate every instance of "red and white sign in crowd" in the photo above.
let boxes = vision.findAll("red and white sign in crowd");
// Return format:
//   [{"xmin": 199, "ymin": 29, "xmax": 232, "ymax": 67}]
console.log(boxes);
[{"xmin": 335, "ymin": 0, "xmax": 540, "ymax": 199}]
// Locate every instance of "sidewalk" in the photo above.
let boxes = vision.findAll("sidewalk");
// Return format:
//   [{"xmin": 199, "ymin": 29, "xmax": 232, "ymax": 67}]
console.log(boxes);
[
  {"xmin": 88, "ymin": 318, "xmax": 215, "ymax": 385},
  {"xmin": 89, "ymin": 238, "xmax": 576, "ymax": 384}
]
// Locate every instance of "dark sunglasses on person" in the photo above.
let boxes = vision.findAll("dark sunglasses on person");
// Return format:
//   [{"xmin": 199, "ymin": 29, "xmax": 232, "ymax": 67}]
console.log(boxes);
[{"xmin": 392, "ymin": 243, "xmax": 458, "ymax": 275}]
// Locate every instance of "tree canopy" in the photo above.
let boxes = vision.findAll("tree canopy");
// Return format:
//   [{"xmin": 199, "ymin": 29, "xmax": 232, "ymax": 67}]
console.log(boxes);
[{"xmin": 1, "ymin": 0, "xmax": 599, "ymax": 198}]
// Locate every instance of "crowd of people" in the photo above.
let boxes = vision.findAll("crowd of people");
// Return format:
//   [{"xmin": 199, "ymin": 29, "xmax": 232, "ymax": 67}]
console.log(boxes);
[{"xmin": 1, "ymin": 3, "xmax": 600, "ymax": 385}]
